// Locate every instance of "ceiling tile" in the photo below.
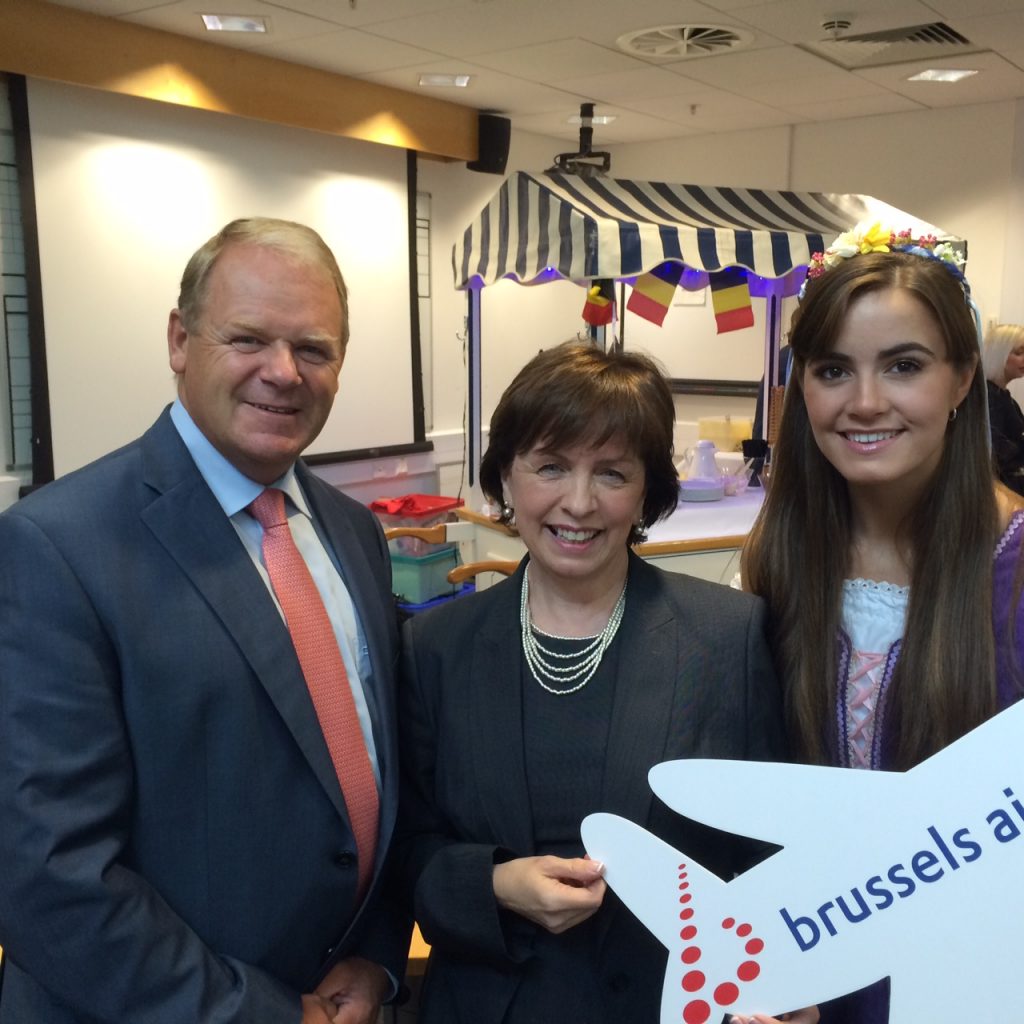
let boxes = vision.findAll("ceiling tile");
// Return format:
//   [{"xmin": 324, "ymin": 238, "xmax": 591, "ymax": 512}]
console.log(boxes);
[
  {"xmin": 923, "ymin": 0, "xmax": 1024, "ymax": 16},
  {"xmin": 951, "ymin": 10, "xmax": 1024, "ymax": 52},
  {"xmin": 259, "ymin": 29, "xmax": 448, "ymax": 74},
  {"xmin": 44, "ymin": 0, "xmax": 180, "ymax": 11},
  {"xmin": 727, "ymin": 71, "xmax": 894, "ymax": 105},
  {"xmin": 855, "ymin": 51, "xmax": 1024, "ymax": 107},
  {"xmin": 637, "ymin": 90, "xmax": 804, "ymax": 131},
  {"xmin": 513, "ymin": 107, "xmax": 700, "ymax": 144},
  {"xmin": 777, "ymin": 92, "xmax": 923, "ymax": 121},
  {"xmin": 700, "ymin": 0, "xmax": 782, "ymax": 9},
  {"xmin": 39, "ymin": 0, "xmax": 1024, "ymax": 142},
  {"xmin": 470, "ymin": 39, "xmax": 647, "ymax": 82},
  {"xmin": 259, "ymin": 0, "xmax": 474, "ymax": 29},
  {"xmin": 346, "ymin": 0, "xmax": 584, "ymax": 55},
  {"xmin": 119, "ymin": 0, "xmax": 333, "ymax": 46},
  {"xmin": 552, "ymin": 66, "xmax": 711, "ymax": 103},
  {"xmin": 359, "ymin": 61, "xmax": 588, "ymax": 116},
  {"xmin": 661, "ymin": 44, "xmax": 841, "ymax": 87}
]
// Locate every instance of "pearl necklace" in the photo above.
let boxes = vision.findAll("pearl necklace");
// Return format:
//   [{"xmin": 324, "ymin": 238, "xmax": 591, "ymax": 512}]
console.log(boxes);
[{"xmin": 519, "ymin": 564, "xmax": 628, "ymax": 695}]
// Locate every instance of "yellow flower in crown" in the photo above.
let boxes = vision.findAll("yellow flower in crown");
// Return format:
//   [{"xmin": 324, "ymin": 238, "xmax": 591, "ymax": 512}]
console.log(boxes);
[
  {"xmin": 806, "ymin": 222, "xmax": 894, "ymax": 278},
  {"xmin": 832, "ymin": 222, "xmax": 891, "ymax": 259},
  {"xmin": 857, "ymin": 222, "xmax": 892, "ymax": 254}
]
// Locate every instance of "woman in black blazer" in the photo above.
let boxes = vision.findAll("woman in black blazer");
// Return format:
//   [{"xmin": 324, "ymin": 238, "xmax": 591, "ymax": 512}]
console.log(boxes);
[{"xmin": 397, "ymin": 342, "xmax": 809, "ymax": 1024}]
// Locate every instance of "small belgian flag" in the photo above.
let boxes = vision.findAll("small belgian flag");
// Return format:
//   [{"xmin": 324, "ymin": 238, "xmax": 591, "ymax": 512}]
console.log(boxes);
[
  {"xmin": 709, "ymin": 267, "xmax": 755, "ymax": 334},
  {"xmin": 626, "ymin": 263, "xmax": 684, "ymax": 326},
  {"xmin": 582, "ymin": 279, "xmax": 615, "ymax": 327}
]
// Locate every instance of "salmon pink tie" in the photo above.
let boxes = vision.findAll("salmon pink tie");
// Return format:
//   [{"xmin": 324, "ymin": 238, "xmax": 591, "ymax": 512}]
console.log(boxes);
[{"xmin": 249, "ymin": 487, "xmax": 378, "ymax": 896}]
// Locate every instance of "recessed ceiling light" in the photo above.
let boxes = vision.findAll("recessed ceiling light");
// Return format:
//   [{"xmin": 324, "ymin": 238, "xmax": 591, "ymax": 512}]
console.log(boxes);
[
  {"xmin": 569, "ymin": 114, "xmax": 616, "ymax": 125},
  {"xmin": 201, "ymin": 14, "xmax": 267, "ymax": 32},
  {"xmin": 907, "ymin": 68, "xmax": 978, "ymax": 83},
  {"xmin": 418, "ymin": 73, "xmax": 471, "ymax": 88}
]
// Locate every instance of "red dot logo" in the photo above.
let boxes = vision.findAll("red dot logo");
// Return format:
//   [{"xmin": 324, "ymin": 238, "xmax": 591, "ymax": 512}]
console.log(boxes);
[
  {"xmin": 738, "ymin": 960, "xmax": 761, "ymax": 983},
  {"xmin": 682, "ymin": 999, "xmax": 710, "ymax": 1024},
  {"xmin": 675, "ymin": 875, "xmax": 766, "ymax": 1024},
  {"xmin": 682, "ymin": 970, "xmax": 705, "ymax": 993},
  {"xmin": 714, "ymin": 982, "xmax": 740, "ymax": 1006}
]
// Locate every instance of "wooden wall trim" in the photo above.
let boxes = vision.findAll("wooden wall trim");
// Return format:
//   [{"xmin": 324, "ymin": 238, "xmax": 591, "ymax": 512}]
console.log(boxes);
[{"xmin": 0, "ymin": 0, "xmax": 479, "ymax": 160}]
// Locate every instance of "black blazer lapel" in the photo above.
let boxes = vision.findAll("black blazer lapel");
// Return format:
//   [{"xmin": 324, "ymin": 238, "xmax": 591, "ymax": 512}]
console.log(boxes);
[
  {"xmin": 468, "ymin": 566, "xmax": 535, "ymax": 854},
  {"xmin": 137, "ymin": 412, "xmax": 349, "ymax": 822},
  {"xmin": 600, "ymin": 555, "xmax": 678, "ymax": 828}
]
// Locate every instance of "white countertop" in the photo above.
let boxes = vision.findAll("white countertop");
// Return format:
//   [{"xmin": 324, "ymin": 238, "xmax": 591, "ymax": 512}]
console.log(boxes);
[{"xmin": 645, "ymin": 487, "xmax": 765, "ymax": 544}]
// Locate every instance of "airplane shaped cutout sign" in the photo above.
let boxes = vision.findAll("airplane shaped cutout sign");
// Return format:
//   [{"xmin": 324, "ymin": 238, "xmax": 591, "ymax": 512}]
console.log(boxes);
[{"xmin": 582, "ymin": 696, "xmax": 1024, "ymax": 1023}]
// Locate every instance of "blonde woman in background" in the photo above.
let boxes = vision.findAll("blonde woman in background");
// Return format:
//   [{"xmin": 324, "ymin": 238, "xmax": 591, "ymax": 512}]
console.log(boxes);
[{"xmin": 982, "ymin": 321, "xmax": 1024, "ymax": 494}]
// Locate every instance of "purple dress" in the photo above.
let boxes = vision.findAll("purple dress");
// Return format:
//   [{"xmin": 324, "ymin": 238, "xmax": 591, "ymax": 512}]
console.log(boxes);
[{"xmin": 821, "ymin": 510, "xmax": 1024, "ymax": 1023}]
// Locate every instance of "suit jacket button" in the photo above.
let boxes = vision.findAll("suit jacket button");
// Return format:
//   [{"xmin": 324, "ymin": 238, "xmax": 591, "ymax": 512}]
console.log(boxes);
[
  {"xmin": 333, "ymin": 850, "xmax": 356, "ymax": 867},
  {"xmin": 607, "ymin": 972, "xmax": 631, "ymax": 992}
]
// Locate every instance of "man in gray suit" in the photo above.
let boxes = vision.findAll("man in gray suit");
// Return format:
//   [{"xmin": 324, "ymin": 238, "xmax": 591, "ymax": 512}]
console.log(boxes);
[{"xmin": 0, "ymin": 218, "xmax": 404, "ymax": 1023}]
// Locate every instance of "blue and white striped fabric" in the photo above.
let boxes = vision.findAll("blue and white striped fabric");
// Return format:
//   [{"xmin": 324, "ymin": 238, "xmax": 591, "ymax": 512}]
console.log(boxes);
[{"xmin": 453, "ymin": 171, "xmax": 954, "ymax": 288}]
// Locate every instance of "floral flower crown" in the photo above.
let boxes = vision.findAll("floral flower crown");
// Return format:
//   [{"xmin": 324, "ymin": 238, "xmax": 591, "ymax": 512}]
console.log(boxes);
[
  {"xmin": 805, "ymin": 222, "xmax": 967, "ymax": 281},
  {"xmin": 801, "ymin": 221, "xmax": 982, "ymax": 346}
]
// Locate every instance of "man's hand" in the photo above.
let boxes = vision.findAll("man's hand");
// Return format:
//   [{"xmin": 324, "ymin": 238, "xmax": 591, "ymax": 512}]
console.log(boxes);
[
  {"xmin": 301, "ymin": 993, "xmax": 342, "ymax": 1023},
  {"xmin": 312, "ymin": 957, "xmax": 388, "ymax": 1024},
  {"xmin": 492, "ymin": 855, "xmax": 606, "ymax": 933}
]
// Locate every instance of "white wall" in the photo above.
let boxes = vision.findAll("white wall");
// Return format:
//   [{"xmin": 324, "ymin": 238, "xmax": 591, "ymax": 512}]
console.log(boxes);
[
  {"xmin": 418, "ymin": 132, "xmax": 592, "ymax": 506},
  {"xmin": 419, "ymin": 130, "xmax": 583, "ymax": 438},
  {"xmin": 27, "ymin": 79, "xmax": 414, "ymax": 476}
]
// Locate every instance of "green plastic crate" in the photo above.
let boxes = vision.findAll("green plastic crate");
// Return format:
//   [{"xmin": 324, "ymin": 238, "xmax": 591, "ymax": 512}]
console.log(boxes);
[{"xmin": 391, "ymin": 547, "xmax": 459, "ymax": 605}]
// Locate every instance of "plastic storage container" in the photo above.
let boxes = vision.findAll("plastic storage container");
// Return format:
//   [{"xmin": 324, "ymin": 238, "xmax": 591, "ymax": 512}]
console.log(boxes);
[
  {"xmin": 397, "ymin": 583, "xmax": 475, "ymax": 615},
  {"xmin": 697, "ymin": 416, "xmax": 752, "ymax": 453},
  {"xmin": 390, "ymin": 548, "xmax": 460, "ymax": 605},
  {"xmin": 370, "ymin": 494, "xmax": 465, "ymax": 556}
]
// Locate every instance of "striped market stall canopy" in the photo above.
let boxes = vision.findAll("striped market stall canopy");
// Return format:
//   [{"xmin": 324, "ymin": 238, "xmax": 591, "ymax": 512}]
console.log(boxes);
[
  {"xmin": 454, "ymin": 171, "xmax": 954, "ymax": 289},
  {"xmin": 454, "ymin": 170, "xmax": 960, "ymax": 484}
]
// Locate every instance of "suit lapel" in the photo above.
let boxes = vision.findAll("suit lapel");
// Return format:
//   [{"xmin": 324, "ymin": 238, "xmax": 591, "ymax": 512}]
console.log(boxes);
[
  {"xmin": 591, "ymin": 556, "xmax": 680, "ymax": 953},
  {"xmin": 469, "ymin": 566, "xmax": 535, "ymax": 853},
  {"xmin": 137, "ymin": 412, "xmax": 349, "ymax": 822},
  {"xmin": 601, "ymin": 555, "xmax": 678, "ymax": 826}
]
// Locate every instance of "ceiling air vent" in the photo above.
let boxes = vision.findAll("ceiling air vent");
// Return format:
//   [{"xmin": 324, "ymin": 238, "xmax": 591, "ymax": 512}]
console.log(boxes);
[
  {"xmin": 801, "ymin": 22, "xmax": 982, "ymax": 70},
  {"xmin": 617, "ymin": 24, "xmax": 753, "ymax": 61}
]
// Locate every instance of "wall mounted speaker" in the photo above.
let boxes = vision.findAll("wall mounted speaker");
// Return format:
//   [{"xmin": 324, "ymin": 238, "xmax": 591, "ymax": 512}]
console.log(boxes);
[{"xmin": 467, "ymin": 113, "xmax": 510, "ymax": 175}]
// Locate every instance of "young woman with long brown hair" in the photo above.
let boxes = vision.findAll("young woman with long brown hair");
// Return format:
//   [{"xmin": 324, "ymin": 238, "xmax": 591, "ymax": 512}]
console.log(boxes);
[{"xmin": 742, "ymin": 229, "xmax": 1024, "ymax": 1022}]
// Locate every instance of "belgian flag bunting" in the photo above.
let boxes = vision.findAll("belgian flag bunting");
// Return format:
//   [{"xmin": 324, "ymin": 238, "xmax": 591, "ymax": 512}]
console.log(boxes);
[
  {"xmin": 709, "ymin": 267, "xmax": 755, "ymax": 334},
  {"xmin": 582, "ymin": 279, "xmax": 615, "ymax": 327},
  {"xmin": 626, "ymin": 263, "xmax": 684, "ymax": 326}
]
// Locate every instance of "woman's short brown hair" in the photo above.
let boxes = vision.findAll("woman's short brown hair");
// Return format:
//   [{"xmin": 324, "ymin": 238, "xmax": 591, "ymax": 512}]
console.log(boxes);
[{"xmin": 479, "ymin": 341, "xmax": 679, "ymax": 544}]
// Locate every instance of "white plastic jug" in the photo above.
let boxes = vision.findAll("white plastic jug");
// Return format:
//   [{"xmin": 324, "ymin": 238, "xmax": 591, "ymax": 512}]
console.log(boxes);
[{"xmin": 678, "ymin": 439, "xmax": 719, "ymax": 480}]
